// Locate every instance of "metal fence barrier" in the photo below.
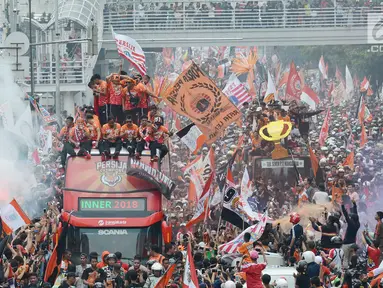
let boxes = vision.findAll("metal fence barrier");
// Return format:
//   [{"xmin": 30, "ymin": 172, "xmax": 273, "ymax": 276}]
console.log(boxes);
[{"xmin": 103, "ymin": 4, "xmax": 378, "ymax": 31}]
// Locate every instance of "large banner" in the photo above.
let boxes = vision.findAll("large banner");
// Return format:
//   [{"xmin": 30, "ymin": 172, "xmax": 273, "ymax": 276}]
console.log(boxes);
[
  {"xmin": 164, "ymin": 62, "xmax": 241, "ymax": 144},
  {"xmin": 126, "ymin": 159, "xmax": 176, "ymax": 200}
]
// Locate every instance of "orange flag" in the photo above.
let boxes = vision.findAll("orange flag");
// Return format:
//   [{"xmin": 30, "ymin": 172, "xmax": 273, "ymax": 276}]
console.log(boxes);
[
  {"xmin": 154, "ymin": 263, "xmax": 176, "ymax": 288},
  {"xmin": 308, "ymin": 146, "xmax": 319, "ymax": 177},
  {"xmin": 343, "ymin": 151, "xmax": 354, "ymax": 170},
  {"xmin": 360, "ymin": 123, "xmax": 367, "ymax": 148}
]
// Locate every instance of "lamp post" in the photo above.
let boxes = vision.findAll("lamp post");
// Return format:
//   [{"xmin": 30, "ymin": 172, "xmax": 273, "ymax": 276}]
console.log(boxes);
[
  {"xmin": 29, "ymin": 0, "xmax": 35, "ymax": 96},
  {"xmin": 54, "ymin": 0, "xmax": 61, "ymax": 117}
]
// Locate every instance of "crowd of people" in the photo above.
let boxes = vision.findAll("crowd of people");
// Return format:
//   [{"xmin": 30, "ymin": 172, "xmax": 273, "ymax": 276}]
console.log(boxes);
[
  {"xmin": 3, "ymin": 43, "xmax": 383, "ymax": 288},
  {"xmin": 103, "ymin": 0, "xmax": 383, "ymax": 31}
]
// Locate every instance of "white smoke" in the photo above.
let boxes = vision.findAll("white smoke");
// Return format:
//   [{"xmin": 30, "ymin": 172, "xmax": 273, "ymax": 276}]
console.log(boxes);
[{"xmin": 0, "ymin": 61, "xmax": 41, "ymax": 216}]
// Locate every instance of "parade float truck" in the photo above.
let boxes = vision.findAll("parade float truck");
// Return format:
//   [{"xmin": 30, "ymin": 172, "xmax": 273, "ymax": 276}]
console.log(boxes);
[{"xmin": 62, "ymin": 148, "xmax": 175, "ymax": 261}]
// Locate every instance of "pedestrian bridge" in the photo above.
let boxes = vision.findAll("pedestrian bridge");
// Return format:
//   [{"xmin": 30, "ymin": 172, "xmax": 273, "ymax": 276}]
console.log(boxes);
[{"xmin": 101, "ymin": 2, "xmax": 373, "ymax": 49}]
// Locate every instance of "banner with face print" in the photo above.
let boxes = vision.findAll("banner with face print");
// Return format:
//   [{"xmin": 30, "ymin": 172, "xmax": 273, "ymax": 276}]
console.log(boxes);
[{"xmin": 164, "ymin": 62, "xmax": 242, "ymax": 144}]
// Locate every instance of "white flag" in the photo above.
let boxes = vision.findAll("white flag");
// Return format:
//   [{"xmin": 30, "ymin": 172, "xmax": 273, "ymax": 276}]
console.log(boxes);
[
  {"xmin": 318, "ymin": 55, "xmax": 327, "ymax": 79},
  {"xmin": 112, "ymin": 28, "xmax": 146, "ymax": 76},
  {"xmin": 13, "ymin": 104, "xmax": 35, "ymax": 146},
  {"xmin": 345, "ymin": 65, "xmax": 354, "ymax": 99},
  {"xmin": 1, "ymin": 199, "xmax": 31, "ymax": 234},
  {"xmin": 264, "ymin": 71, "xmax": 277, "ymax": 103},
  {"xmin": 241, "ymin": 167, "xmax": 252, "ymax": 199}
]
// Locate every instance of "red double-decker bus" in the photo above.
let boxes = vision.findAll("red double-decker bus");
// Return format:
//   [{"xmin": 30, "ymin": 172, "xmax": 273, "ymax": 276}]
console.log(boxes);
[{"xmin": 62, "ymin": 149, "xmax": 168, "ymax": 260}]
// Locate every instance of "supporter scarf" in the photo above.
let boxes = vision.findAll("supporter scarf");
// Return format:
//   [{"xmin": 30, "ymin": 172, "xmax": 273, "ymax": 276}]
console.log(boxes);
[{"xmin": 74, "ymin": 126, "xmax": 86, "ymax": 142}]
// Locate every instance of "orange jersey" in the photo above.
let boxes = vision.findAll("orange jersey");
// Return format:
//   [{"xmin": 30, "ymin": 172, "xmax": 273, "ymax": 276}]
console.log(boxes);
[
  {"xmin": 108, "ymin": 82, "xmax": 125, "ymax": 105},
  {"xmin": 87, "ymin": 123, "xmax": 100, "ymax": 141},
  {"xmin": 95, "ymin": 80, "xmax": 109, "ymax": 106},
  {"xmin": 148, "ymin": 126, "xmax": 169, "ymax": 144},
  {"xmin": 102, "ymin": 123, "xmax": 121, "ymax": 142},
  {"xmin": 278, "ymin": 115, "xmax": 291, "ymax": 122},
  {"xmin": 120, "ymin": 124, "xmax": 139, "ymax": 140},
  {"xmin": 93, "ymin": 115, "xmax": 101, "ymax": 128},
  {"xmin": 59, "ymin": 126, "xmax": 72, "ymax": 142},
  {"xmin": 237, "ymin": 241, "xmax": 253, "ymax": 256},
  {"xmin": 125, "ymin": 83, "xmax": 148, "ymax": 110}
]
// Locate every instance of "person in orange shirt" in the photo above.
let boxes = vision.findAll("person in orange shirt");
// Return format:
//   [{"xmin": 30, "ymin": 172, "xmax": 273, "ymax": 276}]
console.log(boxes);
[
  {"xmin": 86, "ymin": 114, "xmax": 101, "ymax": 151},
  {"xmin": 124, "ymin": 76, "xmax": 158, "ymax": 124},
  {"xmin": 148, "ymin": 245, "xmax": 165, "ymax": 264},
  {"xmin": 107, "ymin": 73, "xmax": 127, "ymax": 124},
  {"xmin": 90, "ymin": 74, "xmax": 109, "ymax": 125},
  {"xmin": 146, "ymin": 116, "xmax": 172, "ymax": 162},
  {"xmin": 100, "ymin": 116, "xmax": 122, "ymax": 160},
  {"xmin": 69, "ymin": 118, "xmax": 91, "ymax": 159},
  {"xmin": 120, "ymin": 116, "xmax": 139, "ymax": 156},
  {"xmin": 135, "ymin": 115, "xmax": 151, "ymax": 159},
  {"xmin": 277, "ymin": 109, "xmax": 291, "ymax": 122},
  {"xmin": 59, "ymin": 116, "xmax": 75, "ymax": 167},
  {"xmin": 238, "ymin": 232, "xmax": 253, "ymax": 257}
]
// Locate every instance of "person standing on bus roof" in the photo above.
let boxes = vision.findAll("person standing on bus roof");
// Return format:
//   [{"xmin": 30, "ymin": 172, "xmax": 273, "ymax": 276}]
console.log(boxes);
[
  {"xmin": 146, "ymin": 116, "xmax": 173, "ymax": 163},
  {"xmin": 69, "ymin": 118, "xmax": 91, "ymax": 159},
  {"xmin": 120, "ymin": 116, "xmax": 139, "ymax": 157},
  {"xmin": 90, "ymin": 74, "xmax": 109, "ymax": 126},
  {"xmin": 106, "ymin": 73, "xmax": 127, "ymax": 125},
  {"xmin": 100, "ymin": 117, "xmax": 122, "ymax": 161},
  {"xmin": 58, "ymin": 116, "xmax": 75, "ymax": 168}
]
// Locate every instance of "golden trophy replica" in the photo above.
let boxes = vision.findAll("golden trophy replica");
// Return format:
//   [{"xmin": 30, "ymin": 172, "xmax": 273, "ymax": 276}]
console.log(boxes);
[{"xmin": 259, "ymin": 120, "xmax": 292, "ymax": 159}]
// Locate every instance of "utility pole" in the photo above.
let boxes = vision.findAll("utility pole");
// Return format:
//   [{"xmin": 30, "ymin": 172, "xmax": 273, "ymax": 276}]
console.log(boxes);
[
  {"xmin": 29, "ymin": 0, "xmax": 34, "ymax": 96},
  {"xmin": 54, "ymin": 0, "xmax": 61, "ymax": 119}
]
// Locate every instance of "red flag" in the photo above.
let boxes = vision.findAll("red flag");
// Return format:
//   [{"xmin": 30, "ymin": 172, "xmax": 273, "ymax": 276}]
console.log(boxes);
[
  {"xmin": 335, "ymin": 65, "xmax": 346, "ymax": 88},
  {"xmin": 319, "ymin": 109, "xmax": 331, "ymax": 146},
  {"xmin": 32, "ymin": 149, "xmax": 40, "ymax": 165},
  {"xmin": 154, "ymin": 263, "xmax": 176, "ymax": 288},
  {"xmin": 308, "ymin": 146, "xmax": 319, "ymax": 177},
  {"xmin": 360, "ymin": 77, "xmax": 369, "ymax": 92},
  {"xmin": 343, "ymin": 151, "xmax": 354, "ymax": 170},
  {"xmin": 285, "ymin": 61, "xmax": 302, "ymax": 101},
  {"xmin": 182, "ymin": 243, "xmax": 199, "ymax": 288},
  {"xmin": 327, "ymin": 81, "xmax": 334, "ymax": 98},
  {"xmin": 367, "ymin": 86, "xmax": 374, "ymax": 96}
]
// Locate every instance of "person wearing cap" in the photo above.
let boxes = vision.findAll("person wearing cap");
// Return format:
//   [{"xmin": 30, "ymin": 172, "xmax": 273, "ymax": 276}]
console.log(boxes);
[
  {"xmin": 75, "ymin": 253, "xmax": 90, "ymax": 288},
  {"xmin": 102, "ymin": 254, "xmax": 117, "ymax": 288},
  {"xmin": 240, "ymin": 248, "xmax": 267, "ymax": 288},
  {"xmin": 176, "ymin": 223, "xmax": 194, "ymax": 244},
  {"xmin": 146, "ymin": 116, "xmax": 172, "ymax": 162}
]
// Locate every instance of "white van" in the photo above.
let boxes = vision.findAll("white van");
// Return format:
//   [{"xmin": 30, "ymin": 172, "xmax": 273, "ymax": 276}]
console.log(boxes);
[{"xmin": 230, "ymin": 252, "xmax": 285, "ymax": 268}]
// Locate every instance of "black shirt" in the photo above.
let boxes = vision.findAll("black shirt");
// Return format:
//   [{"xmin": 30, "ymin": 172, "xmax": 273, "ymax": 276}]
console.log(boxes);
[
  {"xmin": 295, "ymin": 273, "xmax": 310, "ymax": 288},
  {"xmin": 81, "ymin": 267, "xmax": 107, "ymax": 283}
]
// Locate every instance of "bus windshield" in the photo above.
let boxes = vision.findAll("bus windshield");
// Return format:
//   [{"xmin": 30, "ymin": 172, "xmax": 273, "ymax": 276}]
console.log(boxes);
[{"xmin": 68, "ymin": 224, "xmax": 162, "ymax": 261}]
